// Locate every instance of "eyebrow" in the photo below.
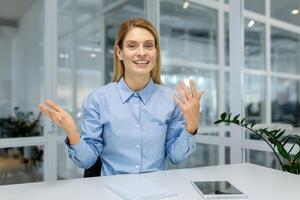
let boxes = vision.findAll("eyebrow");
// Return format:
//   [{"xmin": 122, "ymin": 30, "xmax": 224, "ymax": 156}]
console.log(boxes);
[{"xmin": 125, "ymin": 40, "xmax": 155, "ymax": 43}]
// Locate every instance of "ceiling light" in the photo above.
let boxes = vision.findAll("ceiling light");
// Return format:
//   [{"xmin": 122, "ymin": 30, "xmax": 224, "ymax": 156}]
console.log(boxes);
[
  {"xmin": 59, "ymin": 54, "xmax": 64, "ymax": 58},
  {"xmin": 183, "ymin": 1, "xmax": 189, "ymax": 9},
  {"xmin": 90, "ymin": 53, "xmax": 96, "ymax": 58},
  {"xmin": 65, "ymin": 54, "xmax": 69, "ymax": 59},
  {"xmin": 291, "ymin": 9, "xmax": 299, "ymax": 15},
  {"xmin": 248, "ymin": 20, "xmax": 255, "ymax": 28}
]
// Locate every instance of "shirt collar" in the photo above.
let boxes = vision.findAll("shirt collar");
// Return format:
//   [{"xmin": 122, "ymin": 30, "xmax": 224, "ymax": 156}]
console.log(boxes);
[{"xmin": 116, "ymin": 77, "xmax": 155, "ymax": 104}]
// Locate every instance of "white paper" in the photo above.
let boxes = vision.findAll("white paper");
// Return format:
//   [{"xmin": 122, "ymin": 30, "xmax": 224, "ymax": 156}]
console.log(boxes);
[{"xmin": 105, "ymin": 177, "xmax": 177, "ymax": 200}]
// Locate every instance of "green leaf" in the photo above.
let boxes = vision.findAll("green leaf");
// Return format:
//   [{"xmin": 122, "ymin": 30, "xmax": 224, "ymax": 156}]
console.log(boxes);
[
  {"xmin": 227, "ymin": 113, "xmax": 232, "ymax": 120},
  {"xmin": 258, "ymin": 128, "xmax": 267, "ymax": 134},
  {"xmin": 291, "ymin": 151, "xmax": 300, "ymax": 163},
  {"xmin": 279, "ymin": 135, "xmax": 289, "ymax": 143},
  {"xmin": 220, "ymin": 112, "xmax": 227, "ymax": 120},
  {"xmin": 240, "ymin": 118, "xmax": 246, "ymax": 124},
  {"xmin": 277, "ymin": 144, "xmax": 291, "ymax": 161},
  {"xmin": 269, "ymin": 129, "xmax": 280, "ymax": 136},
  {"xmin": 214, "ymin": 120, "xmax": 223, "ymax": 124},
  {"xmin": 275, "ymin": 130, "xmax": 285, "ymax": 139},
  {"xmin": 268, "ymin": 137, "xmax": 278, "ymax": 145},
  {"xmin": 282, "ymin": 135, "xmax": 291, "ymax": 147},
  {"xmin": 233, "ymin": 119, "xmax": 240, "ymax": 124},
  {"xmin": 250, "ymin": 123, "xmax": 255, "ymax": 128},
  {"xmin": 283, "ymin": 164, "xmax": 294, "ymax": 173},
  {"xmin": 242, "ymin": 123, "xmax": 248, "ymax": 128},
  {"xmin": 233, "ymin": 114, "xmax": 240, "ymax": 124},
  {"xmin": 233, "ymin": 114, "xmax": 240, "ymax": 120}
]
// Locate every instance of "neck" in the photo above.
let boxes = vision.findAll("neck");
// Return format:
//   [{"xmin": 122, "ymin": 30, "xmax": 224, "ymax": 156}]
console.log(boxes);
[{"xmin": 124, "ymin": 74, "xmax": 150, "ymax": 91}]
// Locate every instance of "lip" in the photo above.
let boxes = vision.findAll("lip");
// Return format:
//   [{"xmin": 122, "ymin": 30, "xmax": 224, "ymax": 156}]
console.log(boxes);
[{"xmin": 133, "ymin": 60, "xmax": 150, "ymax": 64}]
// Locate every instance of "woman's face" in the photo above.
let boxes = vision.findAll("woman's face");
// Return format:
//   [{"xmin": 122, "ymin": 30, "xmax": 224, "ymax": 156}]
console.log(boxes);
[{"xmin": 117, "ymin": 27, "xmax": 157, "ymax": 80}]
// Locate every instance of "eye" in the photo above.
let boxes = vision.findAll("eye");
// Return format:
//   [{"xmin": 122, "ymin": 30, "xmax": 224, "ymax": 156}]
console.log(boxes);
[
  {"xmin": 127, "ymin": 43, "xmax": 137, "ymax": 49},
  {"xmin": 144, "ymin": 43, "xmax": 155, "ymax": 50}
]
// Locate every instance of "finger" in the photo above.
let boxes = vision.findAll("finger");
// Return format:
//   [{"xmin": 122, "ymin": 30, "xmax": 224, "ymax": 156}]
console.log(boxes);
[
  {"xmin": 39, "ymin": 104, "xmax": 52, "ymax": 118},
  {"xmin": 50, "ymin": 116, "xmax": 61, "ymax": 127},
  {"xmin": 47, "ymin": 109, "xmax": 63, "ymax": 127},
  {"xmin": 176, "ymin": 83, "xmax": 188, "ymax": 103},
  {"xmin": 39, "ymin": 104, "xmax": 62, "ymax": 127},
  {"xmin": 173, "ymin": 95, "xmax": 184, "ymax": 111},
  {"xmin": 189, "ymin": 79, "xmax": 197, "ymax": 97},
  {"xmin": 45, "ymin": 99, "xmax": 62, "ymax": 112},
  {"xmin": 198, "ymin": 91, "xmax": 205, "ymax": 101},
  {"xmin": 181, "ymin": 80, "xmax": 192, "ymax": 100}
]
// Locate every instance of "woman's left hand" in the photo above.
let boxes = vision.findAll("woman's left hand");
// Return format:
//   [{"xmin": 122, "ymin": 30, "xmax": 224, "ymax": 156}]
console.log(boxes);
[{"xmin": 173, "ymin": 80, "xmax": 204, "ymax": 135}]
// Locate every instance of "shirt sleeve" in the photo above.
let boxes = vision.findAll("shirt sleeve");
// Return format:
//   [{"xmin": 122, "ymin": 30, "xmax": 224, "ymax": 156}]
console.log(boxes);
[
  {"xmin": 65, "ymin": 93, "xmax": 104, "ymax": 169},
  {"xmin": 165, "ymin": 103, "xmax": 197, "ymax": 164}
]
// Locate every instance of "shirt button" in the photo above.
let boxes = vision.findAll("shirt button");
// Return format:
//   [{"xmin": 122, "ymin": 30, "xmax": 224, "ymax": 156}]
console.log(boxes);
[
  {"xmin": 136, "ymin": 145, "xmax": 140, "ymax": 148},
  {"xmin": 135, "ymin": 124, "xmax": 140, "ymax": 128},
  {"xmin": 135, "ymin": 165, "xmax": 139, "ymax": 169}
]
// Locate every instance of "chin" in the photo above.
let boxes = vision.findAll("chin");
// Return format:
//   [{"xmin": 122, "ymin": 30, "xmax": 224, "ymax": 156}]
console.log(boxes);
[
  {"xmin": 133, "ymin": 69, "xmax": 152, "ymax": 76},
  {"xmin": 133, "ymin": 65, "xmax": 153, "ymax": 74}
]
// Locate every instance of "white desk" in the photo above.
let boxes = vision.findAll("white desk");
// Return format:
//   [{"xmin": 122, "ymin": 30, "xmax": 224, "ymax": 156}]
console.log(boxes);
[{"xmin": 0, "ymin": 163, "xmax": 299, "ymax": 200}]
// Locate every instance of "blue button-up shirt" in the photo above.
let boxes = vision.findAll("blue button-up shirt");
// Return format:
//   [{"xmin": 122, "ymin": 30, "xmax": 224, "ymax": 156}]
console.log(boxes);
[{"xmin": 67, "ymin": 78, "xmax": 196, "ymax": 176}]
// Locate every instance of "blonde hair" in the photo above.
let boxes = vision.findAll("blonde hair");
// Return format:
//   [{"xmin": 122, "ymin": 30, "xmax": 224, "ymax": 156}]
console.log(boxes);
[{"xmin": 112, "ymin": 18, "xmax": 161, "ymax": 84}]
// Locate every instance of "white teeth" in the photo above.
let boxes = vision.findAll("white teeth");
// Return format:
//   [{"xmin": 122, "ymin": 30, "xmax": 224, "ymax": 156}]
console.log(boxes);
[{"xmin": 134, "ymin": 61, "xmax": 149, "ymax": 64}]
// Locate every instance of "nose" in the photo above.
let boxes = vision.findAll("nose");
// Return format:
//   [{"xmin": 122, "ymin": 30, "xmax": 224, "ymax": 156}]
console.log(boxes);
[{"xmin": 137, "ymin": 45, "xmax": 146, "ymax": 56}]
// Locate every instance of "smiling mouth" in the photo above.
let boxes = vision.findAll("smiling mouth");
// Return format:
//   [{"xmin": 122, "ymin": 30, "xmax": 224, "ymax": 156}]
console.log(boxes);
[{"xmin": 133, "ymin": 60, "xmax": 150, "ymax": 64}]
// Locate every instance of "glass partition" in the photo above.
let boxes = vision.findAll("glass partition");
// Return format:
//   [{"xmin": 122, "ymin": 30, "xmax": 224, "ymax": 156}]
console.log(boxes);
[
  {"xmin": 244, "ymin": 18, "xmax": 265, "ymax": 70},
  {"xmin": 271, "ymin": 27, "xmax": 300, "ymax": 75},
  {"xmin": 271, "ymin": 0, "xmax": 300, "ymax": 27},
  {"xmin": 104, "ymin": 0, "xmax": 144, "ymax": 83},
  {"xmin": 244, "ymin": 0, "xmax": 265, "ymax": 15},
  {"xmin": 0, "ymin": 0, "xmax": 44, "ymax": 138},
  {"xmin": 0, "ymin": 146, "xmax": 44, "ymax": 185},
  {"xmin": 160, "ymin": 0, "xmax": 219, "ymax": 128}
]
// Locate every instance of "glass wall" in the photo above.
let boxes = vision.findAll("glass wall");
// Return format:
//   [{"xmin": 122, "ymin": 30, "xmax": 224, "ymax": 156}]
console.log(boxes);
[
  {"xmin": 56, "ymin": 0, "xmax": 144, "ymax": 179},
  {"xmin": 0, "ymin": 0, "xmax": 44, "ymax": 131},
  {"xmin": 160, "ymin": 0, "xmax": 218, "ymax": 128},
  {"xmin": 56, "ymin": 0, "xmax": 105, "ymax": 179},
  {"xmin": 160, "ymin": 0, "xmax": 228, "ymax": 168},
  {"xmin": 0, "ymin": 0, "xmax": 45, "ymax": 185},
  {"xmin": 243, "ymin": 0, "xmax": 300, "ymax": 169},
  {"xmin": 271, "ymin": 0, "xmax": 300, "ymax": 27},
  {"xmin": 0, "ymin": 146, "xmax": 44, "ymax": 185},
  {"xmin": 104, "ymin": 0, "xmax": 144, "ymax": 83}
]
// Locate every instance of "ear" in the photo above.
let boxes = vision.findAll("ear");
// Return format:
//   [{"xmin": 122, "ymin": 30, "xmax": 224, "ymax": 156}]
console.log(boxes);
[{"xmin": 116, "ymin": 45, "xmax": 123, "ymax": 61}]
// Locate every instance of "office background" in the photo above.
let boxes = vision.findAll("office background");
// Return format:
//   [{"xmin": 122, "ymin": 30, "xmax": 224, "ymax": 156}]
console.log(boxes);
[{"xmin": 0, "ymin": 0, "xmax": 299, "ymax": 185}]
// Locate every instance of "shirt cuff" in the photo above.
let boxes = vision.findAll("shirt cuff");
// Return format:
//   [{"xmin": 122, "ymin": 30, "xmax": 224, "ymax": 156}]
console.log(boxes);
[
  {"xmin": 179, "ymin": 129, "xmax": 196, "ymax": 149},
  {"xmin": 182, "ymin": 129, "xmax": 196, "ymax": 139},
  {"xmin": 65, "ymin": 136, "xmax": 86, "ymax": 149}
]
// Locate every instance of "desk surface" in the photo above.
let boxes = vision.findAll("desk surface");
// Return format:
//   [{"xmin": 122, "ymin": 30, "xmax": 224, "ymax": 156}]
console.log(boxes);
[{"xmin": 0, "ymin": 163, "xmax": 299, "ymax": 200}]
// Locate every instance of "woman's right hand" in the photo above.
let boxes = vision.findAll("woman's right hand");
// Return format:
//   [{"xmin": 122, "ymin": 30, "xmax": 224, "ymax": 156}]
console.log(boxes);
[{"xmin": 39, "ymin": 99, "xmax": 80, "ymax": 144}]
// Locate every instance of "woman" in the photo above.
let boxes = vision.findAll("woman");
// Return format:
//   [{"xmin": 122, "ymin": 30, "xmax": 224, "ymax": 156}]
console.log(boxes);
[{"xmin": 39, "ymin": 18, "xmax": 204, "ymax": 176}]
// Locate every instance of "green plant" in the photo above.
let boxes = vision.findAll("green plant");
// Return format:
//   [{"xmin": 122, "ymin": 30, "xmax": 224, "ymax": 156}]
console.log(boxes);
[
  {"xmin": 0, "ymin": 107, "xmax": 42, "ymax": 138},
  {"xmin": 215, "ymin": 112, "xmax": 300, "ymax": 174}
]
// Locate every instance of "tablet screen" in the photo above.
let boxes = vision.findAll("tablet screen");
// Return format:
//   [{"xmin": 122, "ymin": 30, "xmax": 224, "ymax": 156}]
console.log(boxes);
[{"xmin": 193, "ymin": 181, "xmax": 243, "ymax": 195}]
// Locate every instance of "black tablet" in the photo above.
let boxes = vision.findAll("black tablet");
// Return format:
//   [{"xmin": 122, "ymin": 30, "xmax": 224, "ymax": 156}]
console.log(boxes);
[{"xmin": 191, "ymin": 181, "xmax": 248, "ymax": 199}]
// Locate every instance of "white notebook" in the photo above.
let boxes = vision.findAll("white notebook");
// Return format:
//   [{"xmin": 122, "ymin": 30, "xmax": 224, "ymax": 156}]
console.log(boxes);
[{"xmin": 105, "ymin": 177, "xmax": 177, "ymax": 200}]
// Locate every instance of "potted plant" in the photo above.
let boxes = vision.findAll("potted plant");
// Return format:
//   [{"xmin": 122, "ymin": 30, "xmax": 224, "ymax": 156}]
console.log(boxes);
[
  {"xmin": 0, "ymin": 107, "xmax": 43, "ymax": 166},
  {"xmin": 215, "ymin": 112, "xmax": 300, "ymax": 174},
  {"xmin": 0, "ymin": 107, "xmax": 42, "ymax": 138}
]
